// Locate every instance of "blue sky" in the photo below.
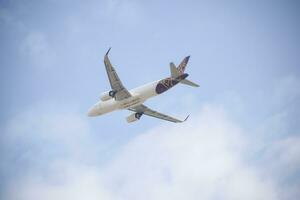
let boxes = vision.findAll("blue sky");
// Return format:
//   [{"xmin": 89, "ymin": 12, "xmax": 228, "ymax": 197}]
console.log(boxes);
[{"xmin": 1, "ymin": 0, "xmax": 300, "ymax": 199}]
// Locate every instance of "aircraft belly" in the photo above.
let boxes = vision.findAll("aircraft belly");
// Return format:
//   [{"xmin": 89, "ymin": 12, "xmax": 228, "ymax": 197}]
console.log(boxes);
[
  {"xmin": 130, "ymin": 81, "xmax": 158, "ymax": 100},
  {"xmin": 142, "ymin": 86, "xmax": 158, "ymax": 99},
  {"xmin": 94, "ymin": 100, "xmax": 118, "ymax": 115}
]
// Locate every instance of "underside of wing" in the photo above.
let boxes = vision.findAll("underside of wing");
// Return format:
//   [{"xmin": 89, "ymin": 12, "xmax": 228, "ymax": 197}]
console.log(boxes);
[
  {"xmin": 104, "ymin": 48, "xmax": 131, "ymax": 101},
  {"xmin": 129, "ymin": 104, "xmax": 189, "ymax": 123}
]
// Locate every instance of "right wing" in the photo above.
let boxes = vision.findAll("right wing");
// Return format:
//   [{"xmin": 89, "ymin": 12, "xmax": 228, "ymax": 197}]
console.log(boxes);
[
  {"xmin": 129, "ymin": 104, "xmax": 189, "ymax": 123},
  {"xmin": 104, "ymin": 48, "xmax": 132, "ymax": 101}
]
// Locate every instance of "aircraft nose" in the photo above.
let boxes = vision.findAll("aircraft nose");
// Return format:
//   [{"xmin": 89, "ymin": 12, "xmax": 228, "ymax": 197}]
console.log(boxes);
[{"xmin": 87, "ymin": 107, "xmax": 98, "ymax": 117}]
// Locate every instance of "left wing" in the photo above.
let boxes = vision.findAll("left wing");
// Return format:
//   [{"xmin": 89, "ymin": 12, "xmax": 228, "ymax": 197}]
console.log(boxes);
[
  {"xmin": 129, "ymin": 104, "xmax": 189, "ymax": 123},
  {"xmin": 104, "ymin": 48, "xmax": 132, "ymax": 101}
]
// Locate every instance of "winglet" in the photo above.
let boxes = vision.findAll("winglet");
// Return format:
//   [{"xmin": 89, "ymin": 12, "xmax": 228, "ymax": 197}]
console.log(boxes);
[
  {"xmin": 106, "ymin": 47, "xmax": 111, "ymax": 56},
  {"xmin": 183, "ymin": 114, "xmax": 190, "ymax": 122},
  {"xmin": 177, "ymin": 114, "xmax": 189, "ymax": 123}
]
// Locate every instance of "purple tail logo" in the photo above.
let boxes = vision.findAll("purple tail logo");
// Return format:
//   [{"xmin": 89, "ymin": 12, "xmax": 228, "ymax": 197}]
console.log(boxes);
[{"xmin": 177, "ymin": 56, "xmax": 190, "ymax": 74}]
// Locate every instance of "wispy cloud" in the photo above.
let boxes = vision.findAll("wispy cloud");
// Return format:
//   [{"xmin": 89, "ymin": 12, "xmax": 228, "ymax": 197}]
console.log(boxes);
[
  {"xmin": 2, "ymin": 94, "xmax": 299, "ymax": 199},
  {"xmin": 101, "ymin": 105, "xmax": 278, "ymax": 200},
  {"xmin": 19, "ymin": 31, "xmax": 58, "ymax": 70},
  {"xmin": 1, "ymin": 1, "xmax": 300, "ymax": 199},
  {"xmin": 102, "ymin": 0, "xmax": 143, "ymax": 26}
]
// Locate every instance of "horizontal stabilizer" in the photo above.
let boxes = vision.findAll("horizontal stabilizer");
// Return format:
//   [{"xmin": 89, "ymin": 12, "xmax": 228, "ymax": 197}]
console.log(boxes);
[{"xmin": 180, "ymin": 79, "xmax": 199, "ymax": 87}]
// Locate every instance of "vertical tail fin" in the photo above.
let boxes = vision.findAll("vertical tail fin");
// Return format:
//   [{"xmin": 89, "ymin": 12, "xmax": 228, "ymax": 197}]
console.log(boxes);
[
  {"xmin": 177, "ymin": 56, "xmax": 190, "ymax": 74},
  {"xmin": 169, "ymin": 55, "xmax": 199, "ymax": 87}
]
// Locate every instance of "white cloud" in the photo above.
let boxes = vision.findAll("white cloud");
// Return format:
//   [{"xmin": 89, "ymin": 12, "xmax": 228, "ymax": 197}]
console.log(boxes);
[
  {"xmin": 2, "ymin": 75, "xmax": 300, "ymax": 200},
  {"xmin": 1, "ymin": 104, "xmax": 107, "ymax": 199},
  {"xmin": 4, "ymin": 105, "xmax": 90, "ymax": 154},
  {"xmin": 0, "ymin": 7, "xmax": 57, "ymax": 70},
  {"xmin": 272, "ymin": 75, "xmax": 300, "ymax": 108},
  {"xmin": 1, "ymin": 104, "xmax": 287, "ymax": 200},
  {"xmin": 0, "ymin": 7, "xmax": 25, "ymax": 30},
  {"xmin": 0, "ymin": 8, "xmax": 13, "ymax": 24},
  {"xmin": 102, "ymin": 0, "xmax": 143, "ymax": 26},
  {"xmin": 5, "ymin": 163, "xmax": 113, "ymax": 200},
  {"xmin": 101, "ymin": 105, "xmax": 278, "ymax": 200},
  {"xmin": 20, "ymin": 31, "xmax": 57, "ymax": 69},
  {"xmin": 258, "ymin": 135, "xmax": 300, "ymax": 178}
]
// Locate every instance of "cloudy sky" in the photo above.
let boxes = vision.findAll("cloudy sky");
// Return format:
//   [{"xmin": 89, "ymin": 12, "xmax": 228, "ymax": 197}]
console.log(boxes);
[{"xmin": 1, "ymin": 0, "xmax": 300, "ymax": 199}]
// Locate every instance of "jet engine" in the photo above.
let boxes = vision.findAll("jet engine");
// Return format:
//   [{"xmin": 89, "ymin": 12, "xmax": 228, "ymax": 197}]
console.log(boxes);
[
  {"xmin": 100, "ymin": 90, "xmax": 116, "ymax": 101},
  {"xmin": 126, "ymin": 113, "xmax": 143, "ymax": 123},
  {"xmin": 99, "ymin": 91, "xmax": 111, "ymax": 101}
]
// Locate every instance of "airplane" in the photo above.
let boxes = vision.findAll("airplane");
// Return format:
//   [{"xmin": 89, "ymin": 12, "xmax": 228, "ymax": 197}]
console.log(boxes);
[{"xmin": 87, "ymin": 48, "xmax": 199, "ymax": 123}]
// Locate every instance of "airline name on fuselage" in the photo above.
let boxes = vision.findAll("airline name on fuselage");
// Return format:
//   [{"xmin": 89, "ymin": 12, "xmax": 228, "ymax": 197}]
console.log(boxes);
[{"xmin": 119, "ymin": 96, "xmax": 143, "ymax": 109}]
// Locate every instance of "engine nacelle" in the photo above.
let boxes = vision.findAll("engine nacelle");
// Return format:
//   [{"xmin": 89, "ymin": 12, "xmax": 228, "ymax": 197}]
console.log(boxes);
[
  {"xmin": 100, "ymin": 91, "xmax": 112, "ymax": 101},
  {"xmin": 126, "ymin": 113, "xmax": 142, "ymax": 123}
]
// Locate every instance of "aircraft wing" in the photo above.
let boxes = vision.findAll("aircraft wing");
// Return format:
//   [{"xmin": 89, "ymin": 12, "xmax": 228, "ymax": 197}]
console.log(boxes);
[
  {"xmin": 129, "ymin": 104, "xmax": 189, "ymax": 123},
  {"xmin": 104, "ymin": 48, "xmax": 132, "ymax": 101}
]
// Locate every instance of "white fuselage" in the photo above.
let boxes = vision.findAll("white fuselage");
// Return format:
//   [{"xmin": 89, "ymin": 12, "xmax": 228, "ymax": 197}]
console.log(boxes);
[{"xmin": 88, "ymin": 80, "xmax": 160, "ymax": 116}]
